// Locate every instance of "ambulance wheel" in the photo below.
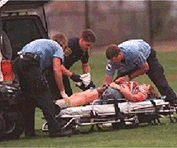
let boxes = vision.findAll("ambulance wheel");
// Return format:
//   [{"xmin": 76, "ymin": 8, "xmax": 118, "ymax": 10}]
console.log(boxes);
[
  {"xmin": 0, "ymin": 114, "xmax": 5, "ymax": 140},
  {"xmin": 4, "ymin": 111, "xmax": 24, "ymax": 139}
]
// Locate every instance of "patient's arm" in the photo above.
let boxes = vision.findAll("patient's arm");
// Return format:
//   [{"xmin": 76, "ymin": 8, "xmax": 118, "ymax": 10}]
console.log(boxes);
[
  {"xmin": 118, "ymin": 84, "xmax": 147, "ymax": 102},
  {"xmin": 109, "ymin": 82, "xmax": 147, "ymax": 102},
  {"xmin": 109, "ymin": 82, "xmax": 121, "ymax": 90}
]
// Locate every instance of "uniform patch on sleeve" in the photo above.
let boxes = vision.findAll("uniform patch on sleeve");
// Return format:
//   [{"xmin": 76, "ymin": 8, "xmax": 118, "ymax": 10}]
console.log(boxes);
[
  {"xmin": 64, "ymin": 47, "xmax": 72, "ymax": 57},
  {"xmin": 133, "ymin": 57, "xmax": 141, "ymax": 66},
  {"xmin": 106, "ymin": 64, "xmax": 112, "ymax": 71}
]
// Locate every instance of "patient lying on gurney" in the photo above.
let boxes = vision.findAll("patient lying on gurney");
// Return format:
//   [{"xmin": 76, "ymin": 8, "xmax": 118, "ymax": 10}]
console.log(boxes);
[{"xmin": 55, "ymin": 79, "xmax": 160, "ymax": 109}]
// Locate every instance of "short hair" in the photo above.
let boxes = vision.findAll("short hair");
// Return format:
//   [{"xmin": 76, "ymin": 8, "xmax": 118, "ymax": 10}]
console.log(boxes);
[
  {"xmin": 106, "ymin": 44, "xmax": 121, "ymax": 60},
  {"xmin": 51, "ymin": 33, "xmax": 68, "ymax": 45},
  {"xmin": 80, "ymin": 29, "xmax": 96, "ymax": 43}
]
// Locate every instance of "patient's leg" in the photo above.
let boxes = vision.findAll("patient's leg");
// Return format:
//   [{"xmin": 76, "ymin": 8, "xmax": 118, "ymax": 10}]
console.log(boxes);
[
  {"xmin": 55, "ymin": 99, "xmax": 66, "ymax": 109},
  {"xmin": 67, "ymin": 89, "xmax": 99, "ymax": 107},
  {"xmin": 55, "ymin": 89, "xmax": 103, "ymax": 108}
]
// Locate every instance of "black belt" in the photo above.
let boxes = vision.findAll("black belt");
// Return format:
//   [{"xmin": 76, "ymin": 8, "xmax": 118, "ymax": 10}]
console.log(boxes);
[{"xmin": 19, "ymin": 53, "xmax": 40, "ymax": 61}]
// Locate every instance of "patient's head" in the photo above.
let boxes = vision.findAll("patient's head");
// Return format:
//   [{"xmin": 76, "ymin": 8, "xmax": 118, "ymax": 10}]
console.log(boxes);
[
  {"xmin": 51, "ymin": 33, "xmax": 68, "ymax": 51},
  {"xmin": 141, "ymin": 84, "xmax": 160, "ymax": 98},
  {"xmin": 140, "ymin": 83, "xmax": 150, "ymax": 92}
]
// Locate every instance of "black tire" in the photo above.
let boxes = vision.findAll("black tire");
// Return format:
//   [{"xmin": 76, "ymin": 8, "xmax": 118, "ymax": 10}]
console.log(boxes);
[
  {"xmin": 3, "ymin": 111, "xmax": 24, "ymax": 139},
  {"xmin": 0, "ymin": 113, "xmax": 5, "ymax": 140}
]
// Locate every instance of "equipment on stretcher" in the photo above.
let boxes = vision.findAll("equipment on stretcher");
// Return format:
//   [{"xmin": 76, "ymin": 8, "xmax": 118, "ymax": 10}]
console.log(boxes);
[{"xmin": 42, "ymin": 96, "xmax": 177, "ymax": 133}]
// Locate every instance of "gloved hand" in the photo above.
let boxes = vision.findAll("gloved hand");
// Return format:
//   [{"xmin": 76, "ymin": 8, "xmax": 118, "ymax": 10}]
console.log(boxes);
[
  {"xmin": 76, "ymin": 81, "xmax": 96, "ymax": 91},
  {"xmin": 70, "ymin": 73, "xmax": 82, "ymax": 82},
  {"xmin": 76, "ymin": 73, "xmax": 91, "ymax": 87}
]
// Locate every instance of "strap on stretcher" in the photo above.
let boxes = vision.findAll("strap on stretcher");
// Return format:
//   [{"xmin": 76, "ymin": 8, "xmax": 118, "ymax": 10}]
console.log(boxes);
[{"xmin": 149, "ymin": 99, "xmax": 160, "ymax": 124}]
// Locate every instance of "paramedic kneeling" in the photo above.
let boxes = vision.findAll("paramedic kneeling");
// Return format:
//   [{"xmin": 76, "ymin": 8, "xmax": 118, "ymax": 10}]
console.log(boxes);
[
  {"xmin": 13, "ymin": 37, "xmax": 82, "ymax": 137},
  {"xmin": 103, "ymin": 39, "xmax": 177, "ymax": 105}
]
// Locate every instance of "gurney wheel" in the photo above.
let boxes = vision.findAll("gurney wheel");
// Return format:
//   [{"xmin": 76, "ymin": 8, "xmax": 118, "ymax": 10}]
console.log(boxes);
[
  {"xmin": 131, "ymin": 118, "xmax": 139, "ymax": 128},
  {"xmin": 42, "ymin": 122, "xmax": 48, "ymax": 132},
  {"xmin": 89, "ymin": 124, "xmax": 105, "ymax": 132},
  {"xmin": 170, "ymin": 117, "xmax": 177, "ymax": 123},
  {"xmin": 112, "ymin": 121, "xmax": 126, "ymax": 129}
]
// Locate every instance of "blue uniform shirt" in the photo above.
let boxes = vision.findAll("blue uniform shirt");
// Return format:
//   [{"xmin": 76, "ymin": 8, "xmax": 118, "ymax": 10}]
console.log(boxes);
[
  {"xmin": 106, "ymin": 39, "xmax": 151, "ymax": 77},
  {"xmin": 21, "ymin": 39, "xmax": 64, "ymax": 70}
]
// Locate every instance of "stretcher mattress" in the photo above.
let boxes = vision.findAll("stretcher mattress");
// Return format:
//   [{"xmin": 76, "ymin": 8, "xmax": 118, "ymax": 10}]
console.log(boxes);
[{"xmin": 59, "ymin": 99, "xmax": 169, "ymax": 117}]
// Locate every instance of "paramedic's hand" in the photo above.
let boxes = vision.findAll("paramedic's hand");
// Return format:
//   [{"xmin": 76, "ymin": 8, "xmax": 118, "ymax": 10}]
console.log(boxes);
[
  {"xmin": 114, "ymin": 75, "xmax": 130, "ymax": 84},
  {"xmin": 119, "ymin": 84, "xmax": 130, "ymax": 93},
  {"xmin": 60, "ymin": 91, "xmax": 69, "ymax": 100},
  {"xmin": 84, "ymin": 73, "xmax": 91, "ymax": 82},
  {"xmin": 70, "ymin": 73, "xmax": 82, "ymax": 82},
  {"xmin": 109, "ymin": 82, "xmax": 121, "ymax": 90}
]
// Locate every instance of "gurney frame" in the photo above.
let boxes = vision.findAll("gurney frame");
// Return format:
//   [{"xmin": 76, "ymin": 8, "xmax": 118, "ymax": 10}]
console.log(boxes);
[{"xmin": 42, "ymin": 97, "xmax": 177, "ymax": 133}]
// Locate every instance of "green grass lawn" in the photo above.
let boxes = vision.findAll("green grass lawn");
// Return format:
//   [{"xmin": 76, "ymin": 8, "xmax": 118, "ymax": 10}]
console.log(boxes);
[{"xmin": 1, "ymin": 48, "xmax": 177, "ymax": 147}]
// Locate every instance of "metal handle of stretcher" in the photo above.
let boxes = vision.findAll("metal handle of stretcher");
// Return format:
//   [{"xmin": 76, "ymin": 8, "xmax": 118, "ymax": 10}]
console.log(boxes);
[{"xmin": 91, "ymin": 98, "xmax": 126, "ymax": 121}]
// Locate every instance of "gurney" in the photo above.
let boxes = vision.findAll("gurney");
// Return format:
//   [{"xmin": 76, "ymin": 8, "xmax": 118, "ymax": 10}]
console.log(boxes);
[{"xmin": 42, "ymin": 97, "xmax": 177, "ymax": 133}]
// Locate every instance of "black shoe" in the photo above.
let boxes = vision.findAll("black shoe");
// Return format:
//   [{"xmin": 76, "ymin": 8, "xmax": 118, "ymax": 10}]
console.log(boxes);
[
  {"xmin": 25, "ymin": 133, "xmax": 40, "ymax": 138},
  {"xmin": 168, "ymin": 99, "xmax": 177, "ymax": 107},
  {"xmin": 49, "ymin": 128, "xmax": 72, "ymax": 137}
]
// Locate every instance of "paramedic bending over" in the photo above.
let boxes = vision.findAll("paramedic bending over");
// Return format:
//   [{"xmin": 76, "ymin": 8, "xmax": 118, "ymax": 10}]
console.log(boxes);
[
  {"xmin": 13, "ymin": 36, "xmax": 82, "ymax": 138},
  {"xmin": 103, "ymin": 40, "xmax": 177, "ymax": 105},
  {"xmin": 55, "ymin": 81, "xmax": 160, "ymax": 108}
]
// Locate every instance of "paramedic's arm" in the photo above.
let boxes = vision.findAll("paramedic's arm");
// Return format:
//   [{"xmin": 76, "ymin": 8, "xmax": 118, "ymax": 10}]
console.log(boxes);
[
  {"xmin": 114, "ymin": 62, "xmax": 149, "ymax": 83},
  {"xmin": 82, "ymin": 62, "xmax": 90, "ymax": 74},
  {"xmin": 119, "ymin": 84, "xmax": 147, "ymax": 102},
  {"xmin": 129, "ymin": 62, "xmax": 149, "ymax": 80},
  {"xmin": 103, "ymin": 75, "xmax": 113, "ymax": 86},
  {"xmin": 60, "ymin": 60, "xmax": 82, "ymax": 83},
  {"xmin": 109, "ymin": 82, "xmax": 121, "ymax": 90},
  {"xmin": 60, "ymin": 64, "xmax": 72, "ymax": 77},
  {"xmin": 53, "ymin": 57, "xmax": 74, "ymax": 100},
  {"xmin": 81, "ymin": 51, "xmax": 90, "ymax": 74},
  {"xmin": 53, "ymin": 57, "xmax": 67, "ymax": 93}
]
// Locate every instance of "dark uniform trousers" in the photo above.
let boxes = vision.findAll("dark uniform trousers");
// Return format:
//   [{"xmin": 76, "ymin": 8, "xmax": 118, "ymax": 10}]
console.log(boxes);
[
  {"xmin": 146, "ymin": 48, "xmax": 176, "ymax": 101},
  {"xmin": 44, "ymin": 65, "xmax": 62, "ymax": 100},
  {"xmin": 13, "ymin": 56, "xmax": 61, "ymax": 136},
  {"xmin": 62, "ymin": 75, "xmax": 73, "ymax": 96}
]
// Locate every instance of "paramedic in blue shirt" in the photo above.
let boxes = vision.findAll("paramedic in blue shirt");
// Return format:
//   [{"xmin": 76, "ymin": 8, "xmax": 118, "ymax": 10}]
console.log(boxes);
[
  {"xmin": 13, "ymin": 34, "xmax": 81, "ymax": 137},
  {"xmin": 103, "ymin": 39, "xmax": 177, "ymax": 105}
]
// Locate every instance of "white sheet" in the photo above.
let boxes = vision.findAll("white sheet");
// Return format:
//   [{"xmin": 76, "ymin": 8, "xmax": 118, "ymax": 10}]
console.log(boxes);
[{"xmin": 59, "ymin": 99, "xmax": 168, "ymax": 116}]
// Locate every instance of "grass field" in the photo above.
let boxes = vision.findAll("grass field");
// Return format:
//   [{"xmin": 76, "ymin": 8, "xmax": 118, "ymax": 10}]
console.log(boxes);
[{"xmin": 1, "ymin": 41, "xmax": 177, "ymax": 147}]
